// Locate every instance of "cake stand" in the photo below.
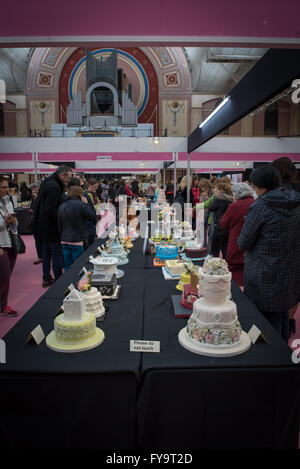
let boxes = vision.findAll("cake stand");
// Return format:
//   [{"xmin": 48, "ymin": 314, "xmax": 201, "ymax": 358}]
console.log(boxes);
[
  {"xmin": 117, "ymin": 269, "xmax": 125, "ymax": 279},
  {"xmin": 178, "ymin": 328, "xmax": 251, "ymax": 357},
  {"xmin": 46, "ymin": 328, "xmax": 105, "ymax": 353}
]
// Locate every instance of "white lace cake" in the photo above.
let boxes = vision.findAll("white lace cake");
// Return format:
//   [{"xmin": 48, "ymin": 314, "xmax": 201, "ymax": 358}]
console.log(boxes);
[
  {"xmin": 46, "ymin": 289, "xmax": 105, "ymax": 352},
  {"xmin": 84, "ymin": 287, "xmax": 105, "ymax": 318},
  {"xmin": 178, "ymin": 257, "xmax": 251, "ymax": 357}
]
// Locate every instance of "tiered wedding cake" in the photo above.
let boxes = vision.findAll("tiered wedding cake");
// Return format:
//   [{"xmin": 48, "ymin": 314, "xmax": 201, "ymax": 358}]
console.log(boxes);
[
  {"xmin": 84, "ymin": 287, "xmax": 105, "ymax": 318},
  {"xmin": 178, "ymin": 258, "xmax": 251, "ymax": 357},
  {"xmin": 102, "ymin": 237, "xmax": 129, "ymax": 265},
  {"xmin": 46, "ymin": 289, "xmax": 104, "ymax": 353}
]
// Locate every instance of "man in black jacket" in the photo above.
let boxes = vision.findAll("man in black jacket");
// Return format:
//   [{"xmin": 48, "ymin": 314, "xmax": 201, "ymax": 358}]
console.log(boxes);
[
  {"xmin": 33, "ymin": 165, "xmax": 72, "ymax": 287},
  {"xmin": 131, "ymin": 177, "xmax": 139, "ymax": 196}
]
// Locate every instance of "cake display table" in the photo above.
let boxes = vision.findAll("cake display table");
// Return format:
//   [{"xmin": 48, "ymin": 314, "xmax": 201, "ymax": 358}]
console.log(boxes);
[{"xmin": 0, "ymin": 237, "xmax": 299, "ymax": 450}]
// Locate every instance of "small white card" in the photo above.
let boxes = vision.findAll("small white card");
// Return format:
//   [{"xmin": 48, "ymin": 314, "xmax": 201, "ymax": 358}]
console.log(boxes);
[
  {"xmin": 79, "ymin": 266, "xmax": 88, "ymax": 277},
  {"xmin": 26, "ymin": 325, "xmax": 45, "ymax": 346},
  {"xmin": 130, "ymin": 340, "xmax": 160, "ymax": 353},
  {"xmin": 248, "ymin": 325, "xmax": 267, "ymax": 344},
  {"xmin": 89, "ymin": 255, "xmax": 95, "ymax": 262},
  {"xmin": 64, "ymin": 283, "xmax": 75, "ymax": 296}
]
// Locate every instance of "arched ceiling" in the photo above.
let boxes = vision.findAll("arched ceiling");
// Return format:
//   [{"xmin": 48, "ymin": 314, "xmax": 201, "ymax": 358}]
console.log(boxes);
[
  {"xmin": 0, "ymin": 48, "xmax": 32, "ymax": 92},
  {"xmin": 0, "ymin": 46, "xmax": 268, "ymax": 96}
]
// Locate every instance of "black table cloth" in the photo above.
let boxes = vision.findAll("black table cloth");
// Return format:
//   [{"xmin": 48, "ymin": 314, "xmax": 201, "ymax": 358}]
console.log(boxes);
[
  {"xmin": 0, "ymin": 237, "xmax": 299, "ymax": 449},
  {"xmin": 137, "ymin": 268, "xmax": 300, "ymax": 449},
  {"xmin": 0, "ymin": 238, "xmax": 146, "ymax": 449}
]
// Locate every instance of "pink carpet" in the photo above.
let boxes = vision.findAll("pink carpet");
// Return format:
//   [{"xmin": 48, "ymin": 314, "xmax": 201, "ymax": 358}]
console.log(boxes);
[{"xmin": 0, "ymin": 235, "xmax": 46, "ymax": 339}]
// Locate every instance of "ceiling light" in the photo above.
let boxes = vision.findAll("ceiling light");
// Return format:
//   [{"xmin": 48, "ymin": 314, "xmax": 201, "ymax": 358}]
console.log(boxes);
[{"xmin": 199, "ymin": 96, "xmax": 230, "ymax": 129}]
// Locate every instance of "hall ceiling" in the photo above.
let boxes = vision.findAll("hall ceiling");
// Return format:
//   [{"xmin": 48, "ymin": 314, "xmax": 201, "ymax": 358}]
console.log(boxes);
[
  {"xmin": 184, "ymin": 47, "xmax": 267, "ymax": 93},
  {"xmin": 0, "ymin": 47, "xmax": 267, "ymax": 94}
]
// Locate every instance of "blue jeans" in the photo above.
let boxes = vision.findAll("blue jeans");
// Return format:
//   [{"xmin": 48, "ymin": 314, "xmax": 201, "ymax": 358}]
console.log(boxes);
[
  {"xmin": 260, "ymin": 310, "xmax": 289, "ymax": 343},
  {"xmin": 62, "ymin": 244, "xmax": 84, "ymax": 271},
  {"xmin": 42, "ymin": 241, "xmax": 64, "ymax": 281}
]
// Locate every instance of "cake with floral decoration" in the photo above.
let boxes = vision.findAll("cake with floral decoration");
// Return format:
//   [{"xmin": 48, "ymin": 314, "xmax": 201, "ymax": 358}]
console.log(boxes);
[
  {"xmin": 178, "ymin": 257, "xmax": 251, "ymax": 357},
  {"xmin": 78, "ymin": 271, "xmax": 105, "ymax": 318}
]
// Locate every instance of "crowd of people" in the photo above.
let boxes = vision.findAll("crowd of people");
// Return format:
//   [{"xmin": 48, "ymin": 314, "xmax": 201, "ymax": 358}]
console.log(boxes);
[{"xmin": 0, "ymin": 158, "xmax": 300, "ymax": 342}]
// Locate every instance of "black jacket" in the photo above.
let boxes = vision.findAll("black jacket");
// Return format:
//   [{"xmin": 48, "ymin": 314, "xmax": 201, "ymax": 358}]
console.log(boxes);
[
  {"xmin": 131, "ymin": 180, "xmax": 139, "ymax": 196},
  {"xmin": 33, "ymin": 173, "xmax": 64, "ymax": 242},
  {"xmin": 58, "ymin": 198, "xmax": 96, "ymax": 243},
  {"xmin": 181, "ymin": 187, "xmax": 194, "ymax": 206},
  {"xmin": 238, "ymin": 187, "xmax": 300, "ymax": 312},
  {"xmin": 209, "ymin": 193, "xmax": 233, "ymax": 234}
]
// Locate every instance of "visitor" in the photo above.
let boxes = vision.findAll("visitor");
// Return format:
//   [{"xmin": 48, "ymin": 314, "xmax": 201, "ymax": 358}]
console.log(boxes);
[
  {"xmin": 195, "ymin": 179, "xmax": 214, "ymax": 249},
  {"xmin": 179, "ymin": 175, "xmax": 194, "ymax": 205},
  {"xmin": 20, "ymin": 181, "xmax": 31, "ymax": 202},
  {"xmin": 271, "ymin": 157, "xmax": 300, "ymax": 336},
  {"xmin": 99, "ymin": 179, "xmax": 109, "ymax": 202},
  {"xmin": 191, "ymin": 177, "xmax": 200, "ymax": 230},
  {"xmin": 125, "ymin": 180, "xmax": 135, "ymax": 198},
  {"xmin": 84, "ymin": 179, "xmax": 100, "ymax": 246},
  {"xmin": 108, "ymin": 180, "xmax": 115, "ymax": 202},
  {"xmin": 131, "ymin": 177, "xmax": 139, "ymax": 197},
  {"xmin": 220, "ymin": 182, "xmax": 254, "ymax": 286},
  {"xmin": 191, "ymin": 176, "xmax": 200, "ymax": 205},
  {"xmin": 147, "ymin": 180, "xmax": 156, "ymax": 202},
  {"xmin": 33, "ymin": 165, "xmax": 72, "ymax": 287},
  {"xmin": 85, "ymin": 179, "xmax": 100, "ymax": 210},
  {"xmin": 208, "ymin": 181, "xmax": 233, "ymax": 259},
  {"xmin": 58, "ymin": 186, "xmax": 96, "ymax": 271},
  {"xmin": 0, "ymin": 176, "xmax": 19, "ymax": 317},
  {"xmin": 29, "ymin": 183, "xmax": 43, "ymax": 265},
  {"xmin": 238, "ymin": 164, "xmax": 300, "ymax": 342},
  {"xmin": 165, "ymin": 180, "xmax": 174, "ymax": 204}
]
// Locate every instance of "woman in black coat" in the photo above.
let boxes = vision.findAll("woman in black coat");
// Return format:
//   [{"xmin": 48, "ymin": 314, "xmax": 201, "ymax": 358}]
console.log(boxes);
[
  {"xmin": 208, "ymin": 181, "xmax": 233, "ymax": 259},
  {"xmin": 58, "ymin": 186, "xmax": 96, "ymax": 270},
  {"xmin": 271, "ymin": 157, "xmax": 300, "ymax": 336},
  {"xmin": 238, "ymin": 165, "xmax": 300, "ymax": 342}
]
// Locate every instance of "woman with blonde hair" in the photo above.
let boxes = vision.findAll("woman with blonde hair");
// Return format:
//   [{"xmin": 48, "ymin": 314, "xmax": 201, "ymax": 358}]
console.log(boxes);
[
  {"xmin": 208, "ymin": 181, "xmax": 233, "ymax": 258},
  {"xmin": 179, "ymin": 175, "xmax": 194, "ymax": 205}
]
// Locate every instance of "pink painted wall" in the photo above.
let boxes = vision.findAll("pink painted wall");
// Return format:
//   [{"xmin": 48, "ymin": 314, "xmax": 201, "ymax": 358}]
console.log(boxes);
[{"xmin": 1, "ymin": 1, "xmax": 300, "ymax": 41}]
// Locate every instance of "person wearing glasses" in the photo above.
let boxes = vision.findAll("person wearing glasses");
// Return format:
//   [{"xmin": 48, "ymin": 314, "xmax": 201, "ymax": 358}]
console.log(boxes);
[{"xmin": 33, "ymin": 165, "xmax": 73, "ymax": 287}]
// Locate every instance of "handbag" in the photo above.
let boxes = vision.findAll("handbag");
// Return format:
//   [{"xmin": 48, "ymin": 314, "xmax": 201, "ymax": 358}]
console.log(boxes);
[
  {"xmin": 0, "ymin": 208, "xmax": 26, "ymax": 254},
  {"xmin": 9, "ymin": 230, "xmax": 26, "ymax": 254}
]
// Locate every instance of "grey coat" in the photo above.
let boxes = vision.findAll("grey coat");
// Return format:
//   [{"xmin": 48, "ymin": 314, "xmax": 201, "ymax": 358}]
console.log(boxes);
[{"xmin": 238, "ymin": 187, "xmax": 300, "ymax": 312}]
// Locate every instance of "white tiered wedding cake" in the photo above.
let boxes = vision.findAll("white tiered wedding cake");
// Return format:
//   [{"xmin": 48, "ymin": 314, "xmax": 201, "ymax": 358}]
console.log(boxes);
[
  {"xmin": 178, "ymin": 258, "xmax": 251, "ymax": 357},
  {"xmin": 46, "ymin": 289, "xmax": 105, "ymax": 353}
]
